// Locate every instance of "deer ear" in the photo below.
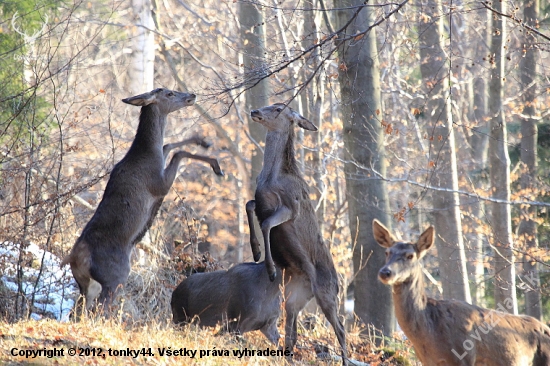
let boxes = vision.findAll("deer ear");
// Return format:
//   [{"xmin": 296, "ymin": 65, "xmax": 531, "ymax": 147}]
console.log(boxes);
[
  {"xmin": 416, "ymin": 226, "xmax": 434, "ymax": 257},
  {"xmin": 372, "ymin": 219, "xmax": 395, "ymax": 248},
  {"xmin": 122, "ymin": 91, "xmax": 157, "ymax": 106},
  {"xmin": 292, "ymin": 111, "xmax": 318, "ymax": 131}
]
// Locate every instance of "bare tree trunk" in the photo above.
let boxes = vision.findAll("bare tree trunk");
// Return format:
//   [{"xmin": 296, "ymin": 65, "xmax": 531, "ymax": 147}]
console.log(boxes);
[
  {"xmin": 335, "ymin": 1, "xmax": 394, "ymax": 338},
  {"xmin": 468, "ymin": 70, "xmax": 490, "ymax": 307},
  {"xmin": 239, "ymin": 2, "xmax": 269, "ymax": 194},
  {"xmin": 301, "ymin": 1, "xmax": 326, "ymax": 235},
  {"xmin": 465, "ymin": 9, "xmax": 491, "ymax": 306},
  {"xmin": 488, "ymin": 2, "xmax": 517, "ymax": 314},
  {"xmin": 518, "ymin": 0, "xmax": 541, "ymax": 320},
  {"xmin": 128, "ymin": 0, "xmax": 155, "ymax": 94},
  {"xmin": 239, "ymin": 2, "xmax": 269, "ymax": 259},
  {"xmin": 418, "ymin": 0, "xmax": 470, "ymax": 302}
]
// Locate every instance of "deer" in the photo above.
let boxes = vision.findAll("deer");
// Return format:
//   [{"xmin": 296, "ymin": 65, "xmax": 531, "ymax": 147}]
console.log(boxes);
[
  {"xmin": 171, "ymin": 261, "xmax": 282, "ymax": 344},
  {"xmin": 246, "ymin": 103, "xmax": 347, "ymax": 363},
  {"xmin": 62, "ymin": 88, "xmax": 223, "ymax": 313},
  {"xmin": 373, "ymin": 219, "xmax": 550, "ymax": 366}
]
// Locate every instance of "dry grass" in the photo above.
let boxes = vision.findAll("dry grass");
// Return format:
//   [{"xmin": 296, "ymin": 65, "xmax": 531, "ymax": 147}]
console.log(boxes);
[
  {"xmin": 0, "ymin": 315, "xmax": 415, "ymax": 365},
  {"xmin": 0, "ymin": 316, "xmax": 281, "ymax": 365},
  {"xmin": 0, "ymin": 257, "xmax": 416, "ymax": 365}
]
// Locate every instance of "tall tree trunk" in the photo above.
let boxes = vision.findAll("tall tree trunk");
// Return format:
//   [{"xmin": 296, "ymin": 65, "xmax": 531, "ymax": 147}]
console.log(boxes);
[
  {"xmin": 239, "ymin": 2, "xmax": 269, "ymax": 193},
  {"xmin": 518, "ymin": 0, "xmax": 541, "ymax": 319},
  {"xmin": 129, "ymin": 0, "xmax": 155, "ymax": 94},
  {"xmin": 466, "ymin": 8, "xmax": 491, "ymax": 306},
  {"xmin": 468, "ymin": 69, "xmax": 490, "ymax": 307},
  {"xmin": 335, "ymin": 1, "xmax": 394, "ymax": 337},
  {"xmin": 239, "ymin": 2, "xmax": 269, "ymax": 259},
  {"xmin": 301, "ymin": 1, "xmax": 326, "ymax": 235},
  {"xmin": 418, "ymin": 0, "xmax": 471, "ymax": 302},
  {"xmin": 488, "ymin": 2, "xmax": 517, "ymax": 314}
]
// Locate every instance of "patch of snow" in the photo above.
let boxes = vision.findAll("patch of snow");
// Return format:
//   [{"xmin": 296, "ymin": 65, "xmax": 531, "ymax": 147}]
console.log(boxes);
[{"xmin": 0, "ymin": 241, "xmax": 78, "ymax": 321}]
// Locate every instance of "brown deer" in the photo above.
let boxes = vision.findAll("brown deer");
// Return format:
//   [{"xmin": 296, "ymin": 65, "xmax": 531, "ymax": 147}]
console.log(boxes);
[
  {"xmin": 246, "ymin": 103, "xmax": 347, "ymax": 363},
  {"xmin": 373, "ymin": 219, "xmax": 550, "ymax": 366},
  {"xmin": 62, "ymin": 88, "xmax": 223, "ymax": 312},
  {"xmin": 171, "ymin": 262, "xmax": 281, "ymax": 344}
]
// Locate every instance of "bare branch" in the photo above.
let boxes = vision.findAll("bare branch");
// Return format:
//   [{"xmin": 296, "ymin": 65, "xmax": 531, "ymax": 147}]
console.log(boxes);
[{"xmin": 482, "ymin": 2, "xmax": 550, "ymax": 42}]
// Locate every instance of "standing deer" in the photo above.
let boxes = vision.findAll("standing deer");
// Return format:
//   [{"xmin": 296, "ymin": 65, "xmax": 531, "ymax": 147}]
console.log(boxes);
[
  {"xmin": 246, "ymin": 103, "xmax": 347, "ymax": 363},
  {"xmin": 373, "ymin": 219, "xmax": 550, "ymax": 365},
  {"xmin": 171, "ymin": 262, "xmax": 281, "ymax": 344},
  {"xmin": 62, "ymin": 88, "xmax": 223, "ymax": 312}
]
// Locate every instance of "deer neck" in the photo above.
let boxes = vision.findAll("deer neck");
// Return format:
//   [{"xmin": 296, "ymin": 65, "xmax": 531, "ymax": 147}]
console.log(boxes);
[
  {"xmin": 259, "ymin": 129, "xmax": 299, "ymax": 183},
  {"xmin": 130, "ymin": 105, "xmax": 166, "ymax": 153},
  {"xmin": 391, "ymin": 266, "xmax": 430, "ymax": 337}
]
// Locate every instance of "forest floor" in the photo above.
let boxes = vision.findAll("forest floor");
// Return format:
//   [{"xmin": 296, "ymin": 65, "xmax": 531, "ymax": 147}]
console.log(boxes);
[{"xmin": 0, "ymin": 316, "xmax": 417, "ymax": 365}]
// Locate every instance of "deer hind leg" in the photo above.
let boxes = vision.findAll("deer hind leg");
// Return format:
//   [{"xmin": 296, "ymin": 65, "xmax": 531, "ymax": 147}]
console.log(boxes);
[
  {"xmin": 312, "ymin": 266, "xmax": 347, "ymax": 364},
  {"xmin": 94, "ymin": 272, "xmax": 129, "ymax": 316},
  {"xmin": 283, "ymin": 273, "xmax": 313, "ymax": 353},
  {"xmin": 85, "ymin": 278, "xmax": 102, "ymax": 309},
  {"xmin": 245, "ymin": 200, "xmax": 262, "ymax": 262},
  {"xmin": 260, "ymin": 317, "xmax": 280, "ymax": 346},
  {"xmin": 65, "ymin": 241, "xmax": 103, "ymax": 317},
  {"xmin": 89, "ymin": 250, "xmax": 131, "ymax": 316},
  {"xmin": 260, "ymin": 205, "xmax": 293, "ymax": 281},
  {"xmin": 71, "ymin": 274, "xmax": 101, "ymax": 319}
]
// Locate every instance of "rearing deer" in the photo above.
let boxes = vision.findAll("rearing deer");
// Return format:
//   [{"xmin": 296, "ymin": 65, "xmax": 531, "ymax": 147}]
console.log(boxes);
[
  {"xmin": 62, "ymin": 88, "xmax": 223, "ymax": 312},
  {"xmin": 373, "ymin": 219, "xmax": 550, "ymax": 366},
  {"xmin": 246, "ymin": 103, "xmax": 347, "ymax": 363}
]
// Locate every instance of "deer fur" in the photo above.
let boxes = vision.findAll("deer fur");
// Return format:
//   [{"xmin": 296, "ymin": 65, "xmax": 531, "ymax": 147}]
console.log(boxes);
[
  {"xmin": 62, "ymin": 88, "xmax": 223, "ymax": 312},
  {"xmin": 171, "ymin": 262, "xmax": 281, "ymax": 344},
  {"xmin": 374, "ymin": 219, "xmax": 550, "ymax": 366},
  {"xmin": 246, "ymin": 103, "xmax": 347, "ymax": 363}
]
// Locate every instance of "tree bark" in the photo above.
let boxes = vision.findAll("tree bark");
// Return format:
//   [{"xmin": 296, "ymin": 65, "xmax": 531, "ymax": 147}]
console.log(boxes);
[
  {"xmin": 239, "ymin": 1, "xmax": 270, "ymax": 260},
  {"xmin": 129, "ymin": 0, "xmax": 155, "ymax": 94},
  {"xmin": 462, "ymin": 6, "xmax": 491, "ymax": 308},
  {"xmin": 518, "ymin": 0, "xmax": 541, "ymax": 319},
  {"xmin": 467, "ymin": 65, "xmax": 490, "ymax": 307},
  {"xmin": 488, "ymin": 1, "xmax": 517, "ymax": 314},
  {"xmin": 418, "ymin": 0, "xmax": 471, "ymax": 302},
  {"xmin": 301, "ymin": 1, "xmax": 326, "ymax": 235},
  {"xmin": 239, "ymin": 1, "xmax": 269, "ymax": 194},
  {"xmin": 335, "ymin": 1, "xmax": 394, "ymax": 337}
]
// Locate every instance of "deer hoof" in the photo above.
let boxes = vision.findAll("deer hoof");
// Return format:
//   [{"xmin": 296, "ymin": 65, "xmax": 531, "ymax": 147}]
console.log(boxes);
[
  {"xmin": 212, "ymin": 163, "xmax": 224, "ymax": 176},
  {"xmin": 253, "ymin": 251, "xmax": 261, "ymax": 262},
  {"xmin": 199, "ymin": 140, "xmax": 212, "ymax": 149}
]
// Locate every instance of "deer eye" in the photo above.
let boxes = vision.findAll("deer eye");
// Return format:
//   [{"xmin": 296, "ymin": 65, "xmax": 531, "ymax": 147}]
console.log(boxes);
[
  {"xmin": 167, "ymin": 92, "xmax": 174, "ymax": 97},
  {"xmin": 275, "ymin": 107, "xmax": 282, "ymax": 112},
  {"xmin": 406, "ymin": 254, "xmax": 414, "ymax": 260}
]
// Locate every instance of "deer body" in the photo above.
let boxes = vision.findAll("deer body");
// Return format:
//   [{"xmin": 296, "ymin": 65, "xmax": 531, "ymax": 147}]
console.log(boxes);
[
  {"xmin": 246, "ymin": 104, "xmax": 347, "ymax": 363},
  {"xmin": 62, "ymin": 88, "xmax": 223, "ymax": 311},
  {"xmin": 171, "ymin": 262, "xmax": 281, "ymax": 344},
  {"xmin": 374, "ymin": 219, "xmax": 550, "ymax": 366}
]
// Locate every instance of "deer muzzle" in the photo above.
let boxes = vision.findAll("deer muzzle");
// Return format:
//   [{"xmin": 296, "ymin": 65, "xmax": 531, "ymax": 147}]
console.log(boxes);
[
  {"xmin": 378, "ymin": 267, "xmax": 392, "ymax": 284},
  {"xmin": 250, "ymin": 110, "xmax": 263, "ymax": 122}
]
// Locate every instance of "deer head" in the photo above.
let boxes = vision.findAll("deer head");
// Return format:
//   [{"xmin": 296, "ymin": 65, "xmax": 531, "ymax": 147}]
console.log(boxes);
[
  {"xmin": 122, "ymin": 88, "xmax": 196, "ymax": 114},
  {"xmin": 373, "ymin": 219, "xmax": 435, "ymax": 286},
  {"xmin": 250, "ymin": 103, "xmax": 317, "ymax": 132}
]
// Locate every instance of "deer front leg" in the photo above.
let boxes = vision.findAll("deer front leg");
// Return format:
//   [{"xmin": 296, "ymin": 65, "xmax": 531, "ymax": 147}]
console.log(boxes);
[
  {"xmin": 174, "ymin": 151, "xmax": 224, "ymax": 176},
  {"xmin": 163, "ymin": 136, "xmax": 212, "ymax": 162},
  {"xmin": 246, "ymin": 200, "xmax": 262, "ymax": 262},
  {"xmin": 153, "ymin": 151, "xmax": 223, "ymax": 197},
  {"xmin": 260, "ymin": 205, "xmax": 293, "ymax": 281},
  {"xmin": 150, "ymin": 151, "xmax": 187, "ymax": 196}
]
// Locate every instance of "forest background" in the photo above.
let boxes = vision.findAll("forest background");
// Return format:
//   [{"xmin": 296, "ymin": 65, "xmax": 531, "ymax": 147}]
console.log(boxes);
[{"xmin": 0, "ymin": 0, "xmax": 549, "ymax": 362}]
